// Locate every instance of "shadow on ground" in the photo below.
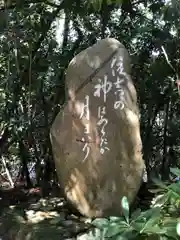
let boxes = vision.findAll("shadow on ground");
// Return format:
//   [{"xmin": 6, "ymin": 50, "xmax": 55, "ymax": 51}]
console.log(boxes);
[
  {"xmin": 0, "ymin": 183, "xmax": 155, "ymax": 239},
  {"xmin": 0, "ymin": 187, "xmax": 92, "ymax": 240}
]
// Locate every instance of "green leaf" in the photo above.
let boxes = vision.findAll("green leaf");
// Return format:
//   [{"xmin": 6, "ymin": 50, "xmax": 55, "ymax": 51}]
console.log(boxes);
[
  {"xmin": 143, "ymin": 225, "xmax": 166, "ymax": 234},
  {"xmin": 152, "ymin": 178, "xmax": 168, "ymax": 190},
  {"xmin": 121, "ymin": 196, "xmax": 129, "ymax": 224},
  {"xmin": 162, "ymin": 219, "xmax": 179, "ymax": 238},
  {"xmin": 169, "ymin": 183, "xmax": 180, "ymax": 195},
  {"xmin": 149, "ymin": 188, "xmax": 165, "ymax": 194},
  {"xmin": 131, "ymin": 221, "xmax": 146, "ymax": 232},
  {"xmin": 135, "ymin": 207, "xmax": 161, "ymax": 222},
  {"xmin": 131, "ymin": 208, "xmax": 142, "ymax": 220},
  {"xmin": 151, "ymin": 193, "xmax": 169, "ymax": 207},
  {"xmin": 176, "ymin": 222, "xmax": 180, "ymax": 236},
  {"xmin": 104, "ymin": 222, "xmax": 129, "ymax": 238},
  {"xmin": 130, "ymin": 207, "xmax": 161, "ymax": 234},
  {"xmin": 109, "ymin": 216, "xmax": 123, "ymax": 222},
  {"xmin": 92, "ymin": 218, "xmax": 109, "ymax": 229},
  {"xmin": 170, "ymin": 168, "xmax": 180, "ymax": 177},
  {"xmin": 120, "ymin": 229, "xmax": 139, "ymax": 239}
]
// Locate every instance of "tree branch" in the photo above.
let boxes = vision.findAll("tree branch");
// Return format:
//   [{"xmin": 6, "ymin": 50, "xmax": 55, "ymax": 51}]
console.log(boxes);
[
  {"xmin": 0, "ymin": 1, "xmax": 65, "ymax": 151},
  {"xmin": 161, "ymin": 46, "xmax": 176, "ymax": 74},
  {"xmin": 52, "ymin": 17, "xmax": 84, "ymax": 120},
  {"xmin": 20, "ymin": 1, "xmax": 65, "ymax": 86},
  {"xmin": 0, "ymin": 127, "xmax": 9, "ymax": 158}
]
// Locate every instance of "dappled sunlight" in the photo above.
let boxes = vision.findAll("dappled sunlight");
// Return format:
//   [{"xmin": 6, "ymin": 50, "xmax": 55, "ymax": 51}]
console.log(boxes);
[
  {"xmin": 50, "ymin": 38, "xmax": 145, "ymax": 218},
  {"xmin": 1, "ymin": 0, "xmax": 180, "ymax": 238},
  {"xmin": 0, "ymin": 194, "xmax": 91, "ymax": 239}
]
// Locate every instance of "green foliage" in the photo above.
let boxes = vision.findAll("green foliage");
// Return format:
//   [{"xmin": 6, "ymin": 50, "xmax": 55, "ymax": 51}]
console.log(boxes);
[
  {"xmin": 121, "ymin": 196, "xmax": 130, "ymax": 224},
  {"xmin": 0, "ymin": 0, "xmax": 180, "ymax": 203},
  {"xmin": 151, "ymin": 168, "xmax": 180, "ymax": 215},
  {"xmin": 88, "ymin": 170, "xmax": 180, "ymax": 239},
  {"xmin": 1, "ymin": 1, "xmax": 180, "ymax": 238}
]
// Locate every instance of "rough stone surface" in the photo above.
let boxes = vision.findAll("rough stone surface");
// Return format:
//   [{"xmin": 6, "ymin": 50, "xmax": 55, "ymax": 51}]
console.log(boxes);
[{"xmin": 50, "ymin": 38, "xmax": 145, "ymax": 218}]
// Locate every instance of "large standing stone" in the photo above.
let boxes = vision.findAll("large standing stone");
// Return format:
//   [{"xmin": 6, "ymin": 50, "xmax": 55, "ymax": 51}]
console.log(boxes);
[{"xmin": 50, "ymin": 38, "xmax": 145, "ymax": 218}]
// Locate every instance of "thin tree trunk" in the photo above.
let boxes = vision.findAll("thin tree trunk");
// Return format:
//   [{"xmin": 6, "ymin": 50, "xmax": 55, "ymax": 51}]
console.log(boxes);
[
  {"xmin": 1, "ymin": 156, "xmax": 14, "ymax": 188},
  {"xmin": 161, "ymin": 98, "xmax": 170, "ymax": 180},
  {"xmin": 143, "ymin": 104, "xmax": 159, "ymax": 175},
  {"xmin": 18, "ymin": 139, "xmax": 32, "ymax": 188}
]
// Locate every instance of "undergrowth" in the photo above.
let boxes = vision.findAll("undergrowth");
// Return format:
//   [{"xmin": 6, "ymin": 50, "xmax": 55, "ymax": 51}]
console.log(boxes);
[{"xmin": 86, "ymin": 168, "xmax": 180, "ymax": 240}]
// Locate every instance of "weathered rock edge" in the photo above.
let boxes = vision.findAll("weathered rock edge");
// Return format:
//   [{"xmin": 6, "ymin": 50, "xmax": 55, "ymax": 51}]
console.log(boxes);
[{"xmin": 50, "ymin": 38, "xmax": 145, "ymax": 218}]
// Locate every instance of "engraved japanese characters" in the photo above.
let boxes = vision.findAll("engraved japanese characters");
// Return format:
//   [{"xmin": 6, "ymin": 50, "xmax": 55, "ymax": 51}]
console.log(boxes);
[
  {"xmin": 79, "ymin": 55, "xmax": 126, "ymax": 160},
  {"xmin": 50, "ymin": 38, "xmax": 145, "ymax": 218}
]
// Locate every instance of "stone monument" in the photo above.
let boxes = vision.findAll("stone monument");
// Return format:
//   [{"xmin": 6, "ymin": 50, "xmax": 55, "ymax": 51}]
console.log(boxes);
[{"xmin": 50, "ymin": 38, "xmax": 145, "ymax": 217}]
